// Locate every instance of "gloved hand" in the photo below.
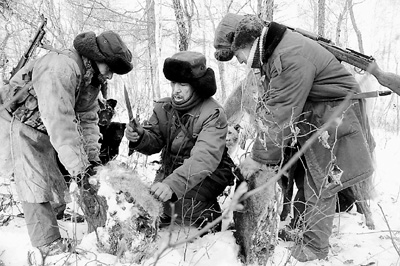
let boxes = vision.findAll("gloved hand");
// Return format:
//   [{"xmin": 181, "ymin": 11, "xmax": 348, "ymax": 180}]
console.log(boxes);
[
  {"xmin": 76, "ymin": 161, "xmax": 100, "ymax": 195},
  {"xmin": 125, "ymin": 119, "xmax": 144, "ymax": 143}
]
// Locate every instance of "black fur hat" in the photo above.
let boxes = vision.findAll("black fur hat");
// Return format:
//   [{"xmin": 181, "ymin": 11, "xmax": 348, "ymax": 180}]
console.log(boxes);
[
  {"xmin": 163, "ymin": 51, "xmax": 217, "ymax": 98},
  {"xmin": 214, "ymin": 13, "xmax": 264, "ymax": 61},
  {"xmin": 73, "ymin": 31, "xmax": 133, "ymax": 75}
]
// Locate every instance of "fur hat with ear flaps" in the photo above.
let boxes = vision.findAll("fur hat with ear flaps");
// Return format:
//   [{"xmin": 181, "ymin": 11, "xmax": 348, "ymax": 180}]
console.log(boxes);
[
  {"xmin": 163, "ymin": 51, "xmax": 217, "ymax": 98},
  {"xmin": 73, "ymin": 30, "xmax": 133, "ymax": 75},
  {"xmin": 214, "ymin": 13, "xmax": 264, "ymax": 61}
]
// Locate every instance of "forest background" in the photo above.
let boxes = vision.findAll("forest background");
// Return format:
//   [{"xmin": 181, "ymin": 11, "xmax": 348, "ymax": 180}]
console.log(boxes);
[
  {"xmin": 0, "ymin": 0, "xmax": 399, "ymax": 133},
  {"xmin": 1, "ymin": 0, "xmax": 400, "ymax": 265}
]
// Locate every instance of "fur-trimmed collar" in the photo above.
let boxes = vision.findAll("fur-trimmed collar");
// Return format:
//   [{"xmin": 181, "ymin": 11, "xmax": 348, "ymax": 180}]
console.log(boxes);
[{"xmin": 261, "ymin": 22, "xmax": 287, "ymax": 64}]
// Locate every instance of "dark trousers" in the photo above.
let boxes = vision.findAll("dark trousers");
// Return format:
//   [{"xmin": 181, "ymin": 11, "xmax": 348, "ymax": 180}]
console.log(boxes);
[
  {"xmin": 290, "ymin": 160, "xmax": 336, "ymax": 255},
  {"xmin": 289, "ymin": 161, "xmax": 306, "ymax": 229},
  {"xmin": 22, "ymin": 201, "xmax": 61, "ymax": 247}
]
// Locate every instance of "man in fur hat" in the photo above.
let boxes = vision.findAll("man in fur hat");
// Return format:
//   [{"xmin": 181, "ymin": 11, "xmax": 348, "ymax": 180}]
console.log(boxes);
[
  {"xmin": 125, "ymin": 51, "xmax": 235, "ymax": 231},
  {"xmin": 214, "ymin": 13, "xmax": 375, "ymax": 262},
  {"xmin": 1, "ymin": 30, "xmax": 132, "ymax": 261}
]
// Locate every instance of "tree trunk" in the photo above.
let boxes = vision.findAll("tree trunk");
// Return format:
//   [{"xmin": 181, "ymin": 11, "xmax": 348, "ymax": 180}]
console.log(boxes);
[
  {"xmin": 156, "ymin": 0, "xmax": 163, "ymax": 99},
  {"xmin": 312, "ymin": 0, "xmax": 318, "ymax": 33},
  {"xmin": 258, "ymin": 0, "xmax": 274, "ymax": 21},
  {"xmin": 204, "ymin": 0, "xmax": 226, "ymax": 100},
  {"xmin": 146, "ymin": 0, "xmax": 160, "ymax": 100},
  {"xmin": 335, "ymin": 2, "xmax": 348, "ymax": 46},
  {"xmin": 182, "ymin": 0, "xmax": 194, "ymax": 48},
  {"xmin": 172, "ymin": 0, "xmax": 188, "ymax": 51},
  {"xmin": 0, "ymin": 23, "xmax": 11, "ymax": 82},
  {"xmin": 347, "ymin": 0, "xmax": 364, "ymax": 53},
  {"xmin": 317, "ymin": 0, "xmax": 326, "ymax": 37}
]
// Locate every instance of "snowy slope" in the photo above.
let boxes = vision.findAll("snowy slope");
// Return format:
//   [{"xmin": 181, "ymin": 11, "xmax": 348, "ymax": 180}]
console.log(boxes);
[{"xmin": 0, "ymin": 130, "xmax": 399, "ymax": 266}]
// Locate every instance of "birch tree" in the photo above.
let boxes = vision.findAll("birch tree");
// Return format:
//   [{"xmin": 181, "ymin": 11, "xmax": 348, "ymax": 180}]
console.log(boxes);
[
  {"xmin": 172, "ymin": 0, "xmax": 189, "ymax": 51},
  {"xmin": 258, "ymin": 0, "xmax": 274, "ymax": 21},
  {"xmin": 204, "ymin": 0, "xmax": 227, "ymax": 100},
  {"xmin": 146, "ymin": 0, "xmax": 160, "ymax": 100},
  {"xmin": 347, "ymin": 0, "xmax": 364, "ymax": 53},
  {"xmin": 317, "ymin": 0, "xmax": 326, "ymax": 36}
]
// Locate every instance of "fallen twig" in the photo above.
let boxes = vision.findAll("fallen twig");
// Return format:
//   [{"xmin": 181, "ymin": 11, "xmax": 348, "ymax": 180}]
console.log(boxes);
[
  {"xmin": 377, "ymin": 203, "xmax": 400, "ymax": 256},
  {"xmin": 356, "ymin": 230, "xmax": 400, "ymax": 235}
]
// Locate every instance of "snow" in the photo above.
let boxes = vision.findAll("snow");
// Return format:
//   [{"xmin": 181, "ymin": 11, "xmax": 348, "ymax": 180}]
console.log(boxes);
[{"xmin": 0, "ymin": 130, "xmax": 399, "ymax": 266}]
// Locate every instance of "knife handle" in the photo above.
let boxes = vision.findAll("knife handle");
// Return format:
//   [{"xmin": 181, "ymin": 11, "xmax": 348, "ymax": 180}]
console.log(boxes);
[{"xmin": 128, "ymin": 118, "xmax": 139, "ymax": 133}]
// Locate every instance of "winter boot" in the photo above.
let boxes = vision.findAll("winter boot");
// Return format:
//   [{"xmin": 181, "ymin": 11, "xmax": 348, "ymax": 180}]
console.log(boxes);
[
  {"xmin": 27, "ymin": 238, "xmax": 72, "ymax": 265},
  {"xmin": 290, "ymin": 244, "xmax": 328, "ymax": 262}
]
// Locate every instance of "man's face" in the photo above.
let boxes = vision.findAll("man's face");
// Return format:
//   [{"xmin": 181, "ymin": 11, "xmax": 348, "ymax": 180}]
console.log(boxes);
[
  {"xmin": 97, "ymin": 62, "xmax": 114, "ymax": 80},
  {"xmin": 234, "ymin": 47, "xmax": 251, "ymax": 65},
  {"xmin": 171, "ymin": 82, "xmax": 194, "ymax": 103}
]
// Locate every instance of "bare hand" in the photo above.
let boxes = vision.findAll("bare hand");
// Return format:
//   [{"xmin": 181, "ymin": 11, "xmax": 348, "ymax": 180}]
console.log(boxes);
[
  {"xmin": 125, "ymin": 123, "xmax": 143, "ymax": 142},
  {"xmin": 150, "ymin": 182, "xmax": 173, "ymax": 202},
  {"xmin": 239, "ymin": 156, "xmax": 265, "ymax": 180}
]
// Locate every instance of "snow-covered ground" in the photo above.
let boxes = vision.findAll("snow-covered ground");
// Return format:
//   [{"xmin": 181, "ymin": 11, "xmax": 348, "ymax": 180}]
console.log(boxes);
[{"xmin": 0, "ymin": 129, "xmax": 399, "ymax": 266}]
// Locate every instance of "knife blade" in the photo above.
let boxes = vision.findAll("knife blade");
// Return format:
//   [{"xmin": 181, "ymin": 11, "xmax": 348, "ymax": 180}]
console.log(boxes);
[{"xmin": 123, "ymin": 85, "xmax": 138, "ymax": 130}]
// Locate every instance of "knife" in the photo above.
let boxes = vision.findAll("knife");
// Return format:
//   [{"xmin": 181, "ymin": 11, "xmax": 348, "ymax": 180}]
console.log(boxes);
[{"xmin": 123, "ymin": 85, "xmax": 138, "ymax": 130}]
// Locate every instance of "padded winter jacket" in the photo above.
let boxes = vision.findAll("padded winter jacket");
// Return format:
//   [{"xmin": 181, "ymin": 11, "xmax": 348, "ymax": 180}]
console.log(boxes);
[
  {"xmin": 2, "ymin": 49, "xmax": 101, "ymax": 202},
  {"xmin": 131, "ymin": 97, "xmax": 234, "ymax": 201},
  {"xmin": 252, "ymin": 29, "xmax": 375, "ymax": 197}
]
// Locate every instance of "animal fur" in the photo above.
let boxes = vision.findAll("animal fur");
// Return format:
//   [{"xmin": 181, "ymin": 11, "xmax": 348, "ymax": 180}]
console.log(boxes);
[
  {"xmin": 92, "ymin": 162, "xmax": 163, "ymax": 264},
  {"xmin": 233, "ymin": 168, "xmax": 281, "ymax": 264},
  {"xmin": 224, "ymin": 72, "xmax": 281, "ymax": 263}
]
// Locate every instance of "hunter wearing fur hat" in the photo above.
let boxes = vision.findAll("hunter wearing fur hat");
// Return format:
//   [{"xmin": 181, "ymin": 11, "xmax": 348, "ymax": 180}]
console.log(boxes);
[
  {"xmin": 214, "ymin": 13, "xmax": 375, "ymax": 262},
  {"xmin": 125, "ymin": 51, "xmax": 236, "ymax": 231},
  {"xmin": 0, "ymin": 30, "xmax": 132, "ymax": 261}
]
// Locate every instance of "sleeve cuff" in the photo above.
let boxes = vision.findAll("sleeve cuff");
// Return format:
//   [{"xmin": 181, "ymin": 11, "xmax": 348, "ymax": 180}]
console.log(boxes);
[{"xmin": 251, "ymin": 137, "xmax": 281, "ymax": 165}]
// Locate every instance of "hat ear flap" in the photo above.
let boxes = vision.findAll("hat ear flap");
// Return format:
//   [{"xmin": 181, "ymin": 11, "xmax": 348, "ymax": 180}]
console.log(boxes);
[
  {"xmin": 214, "ymin": 49, "xmax": 234, "ymax": 62},
  {"xmin": 190, "ymin": 68, "xmax": 217, "ymax": 98},
  {"xmin": 96, "ymin": 31, "xmax": 133, "ymax": 75}
]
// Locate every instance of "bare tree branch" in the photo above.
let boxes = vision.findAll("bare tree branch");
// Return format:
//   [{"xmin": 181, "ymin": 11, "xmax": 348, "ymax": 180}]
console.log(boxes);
[{"xmin": 377, "ymin": 203, "xmax": 400, "ymax": 256}]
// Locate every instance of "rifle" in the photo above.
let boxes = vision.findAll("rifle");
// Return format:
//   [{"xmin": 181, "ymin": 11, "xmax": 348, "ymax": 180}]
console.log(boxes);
[
  {"xmin": 287, "ymin": 26, "xmax": 400, "ymax": 97},
  {"xmin": 9, "ymin": 14, "xmax": 47, "ymax": 79}
]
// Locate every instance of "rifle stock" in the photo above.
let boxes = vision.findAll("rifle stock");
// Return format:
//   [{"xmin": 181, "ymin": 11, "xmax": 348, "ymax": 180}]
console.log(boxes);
[{"xmin": 289, "ymin": 26, "xmax": 400, "ymax": 97}]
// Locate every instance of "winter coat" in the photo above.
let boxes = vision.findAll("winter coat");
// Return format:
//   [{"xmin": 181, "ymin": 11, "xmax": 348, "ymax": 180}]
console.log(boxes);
[
  {"xmin": 131, "ymin": 97, "xmax": 234, "ymax": 201},
  {"xmin": 0, "ymin": 49, "xmax": 101, "ymax": 203},
  {"xmin": 252, "ymin": 29, "xmax": 375, "ymax": 198}
]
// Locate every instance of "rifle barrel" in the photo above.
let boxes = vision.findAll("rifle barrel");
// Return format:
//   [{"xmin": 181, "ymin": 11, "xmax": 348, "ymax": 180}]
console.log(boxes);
[{"xmin": 10, "ymin": 16, "xmax": 47, "ymax": 79}]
